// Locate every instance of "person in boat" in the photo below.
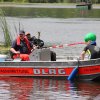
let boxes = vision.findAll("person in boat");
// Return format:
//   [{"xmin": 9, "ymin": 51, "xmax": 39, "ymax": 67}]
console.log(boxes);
[
  {"xmin": 80, "ymin": 32, "xmax": 100, "ymax": 60},
  {"xmin": 25, "ymin": 32, "xmax": 56, "ymax": 61},
  {"xmin": 10, "ymin": 30, "xmax": 33, "ymax": 61},
  {"xmin": 25, "ymin": 32, "xmax": 44, "ymax": 48}
]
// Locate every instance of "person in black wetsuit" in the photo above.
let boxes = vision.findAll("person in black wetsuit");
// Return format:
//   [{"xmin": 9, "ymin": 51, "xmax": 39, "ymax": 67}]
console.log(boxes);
[{"xmin": 80, "ymin": 32, "xmax": 100, "ymax": 60}]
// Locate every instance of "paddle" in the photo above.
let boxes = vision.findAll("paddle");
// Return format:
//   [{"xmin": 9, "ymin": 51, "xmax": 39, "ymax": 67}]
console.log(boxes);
[{"xmin": 67, "ymin": 59, "xmax": 79, "ymax": 81}]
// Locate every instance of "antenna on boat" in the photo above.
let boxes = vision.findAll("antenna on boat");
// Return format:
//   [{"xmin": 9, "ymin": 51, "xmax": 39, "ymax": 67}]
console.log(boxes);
[
  {"xmin": 38, "ymin": 32, "xmax": 40, "ymax": 39},
  {"xmin": 19, "ymin": 22, "xmax": 20, "ymax": 31},
  {"xmin": 37, "ymin": 32, "xmax": 41, "ymax": 48}
]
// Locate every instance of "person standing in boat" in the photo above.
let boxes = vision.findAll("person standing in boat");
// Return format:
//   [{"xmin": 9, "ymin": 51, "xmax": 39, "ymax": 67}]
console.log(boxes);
[
  {"xmin": 80, "ymin": 32, "xmax": 100, "ymax": 60},
  {"xmin": 10, "ymin": 30, "xmax": 33, "ymax": 61}
]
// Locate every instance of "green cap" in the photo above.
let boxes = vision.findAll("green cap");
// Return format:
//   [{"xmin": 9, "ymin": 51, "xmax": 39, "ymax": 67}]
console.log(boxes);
[{"xmin": 84, "ymin": 32, "xmax": 96, "ymax": 42}]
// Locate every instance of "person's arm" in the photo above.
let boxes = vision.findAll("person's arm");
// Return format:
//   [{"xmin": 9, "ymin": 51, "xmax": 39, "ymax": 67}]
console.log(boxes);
[
  {"xmin": 80, "ymin": 46, "xmax": 88, "ymax": 60},
  {"xmin": 10, "ymin": 48, "xmax": 20, "ymax": 54},
  {"xmin": 80, "ymin": 51, "xmax": 86, "ymax": 60},
  {"xmin": 10, "ymin": 40, "xmax": 20, "ymax": 54}
]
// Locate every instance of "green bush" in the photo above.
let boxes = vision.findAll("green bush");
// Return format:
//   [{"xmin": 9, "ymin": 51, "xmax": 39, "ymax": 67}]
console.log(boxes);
[{"xmin": 0, "ymin": 9, "xmax": 12, "ymax": 47}]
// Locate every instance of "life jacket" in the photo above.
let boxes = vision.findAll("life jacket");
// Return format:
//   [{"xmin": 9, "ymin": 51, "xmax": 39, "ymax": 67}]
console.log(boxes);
[{"xmin": 16, "ymin": 36, "xmax": 32, "ymax": 54}]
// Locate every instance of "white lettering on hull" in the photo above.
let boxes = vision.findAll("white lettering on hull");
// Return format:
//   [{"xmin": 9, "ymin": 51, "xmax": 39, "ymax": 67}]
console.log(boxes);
[
  {"xmin": 49, "ymin": 69, "xmax": 56, "ymax": 74},
  {"xmin": 33, "ymin": 69, "xmax": 66, "ymax": 75},
  {"xmin": 58, "ymin": 69, "xmax": 66, "ymax": 74},
  {"xmin": 42, "ymin": 69, "xmax": 48, "ymax": 74},
  {"xmin": 34, "ymin": 69, "xmax": 40, "ymax": 74}
]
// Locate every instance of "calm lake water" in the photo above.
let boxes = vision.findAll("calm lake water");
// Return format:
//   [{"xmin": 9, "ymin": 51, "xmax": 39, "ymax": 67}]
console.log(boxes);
[
  {"xmin": 0, "ymin": 77, "xmax": 100, "ymax": 100},
  {"xmin": 0, "ymin": 5, "xmax": 100, "ymax": 100}
]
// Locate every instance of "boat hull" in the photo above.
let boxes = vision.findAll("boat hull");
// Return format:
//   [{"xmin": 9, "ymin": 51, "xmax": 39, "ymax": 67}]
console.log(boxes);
[
  {"xmin": 76, "ymin": 2, "xmax": 92, "ymax": 10},
  {"xmin": 0, "ymin": 58, "xmax": 100, "ymax": 81}
]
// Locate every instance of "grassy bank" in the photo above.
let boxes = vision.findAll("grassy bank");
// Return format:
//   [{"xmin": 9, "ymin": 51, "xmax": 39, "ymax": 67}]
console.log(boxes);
[
  {"xmin": 0, "ymin": 2, "xmax": 75, "ymax": 6},
  {"xmin": 0, "ymin": 45, "xmax": 10, "ymax": 54},
  {"xmin": 0, "ymin": 8, "xmax": 11, "ymax": 55},
  {"xmin": 0, "ymin": 2, "xmax": 100, "ymax": 8},
  {"xmin": 0, "ymin": 8, "xmax": 12, "ymax": 47}
]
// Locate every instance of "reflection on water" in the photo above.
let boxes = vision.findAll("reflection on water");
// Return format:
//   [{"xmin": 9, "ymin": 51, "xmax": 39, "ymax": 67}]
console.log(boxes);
[
  {"xmin": 0, "ymin": 7, "xmax": 84, "ymax": 18},
  {"xmin": 0, "ymin": 7, "xmax": 100, "ymax": 18},
  {"xmin": 0, "ymin": 77, "xmax": 99, "ymax": 100}
]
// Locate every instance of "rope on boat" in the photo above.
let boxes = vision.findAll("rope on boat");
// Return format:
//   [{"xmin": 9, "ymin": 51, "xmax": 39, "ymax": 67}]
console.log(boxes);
[{"xmin": 49, "ymin": 42, "xmax": 85, "ymax": 49}]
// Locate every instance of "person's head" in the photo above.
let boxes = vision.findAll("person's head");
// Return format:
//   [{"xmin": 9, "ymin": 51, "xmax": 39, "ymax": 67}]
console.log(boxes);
[
  {"xmin": 19, "ymin": 30, "xmax": 25, "ymax": 40},
  {"xmin": 84, "ymin": 32, "xmax": 96, "ymax": 45},
  {"xmin": 25, "ymin": 32, "xmax": 31, "ymax": 40}
]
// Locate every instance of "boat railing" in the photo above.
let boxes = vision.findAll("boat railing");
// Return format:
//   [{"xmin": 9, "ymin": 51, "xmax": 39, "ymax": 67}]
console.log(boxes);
[{"xmin": 56, "ymin": 56, "xmax": 79, "ymax": 61}]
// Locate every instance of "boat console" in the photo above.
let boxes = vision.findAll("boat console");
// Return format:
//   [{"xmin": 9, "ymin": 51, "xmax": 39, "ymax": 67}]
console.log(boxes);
[{"xmin": 30, "ymin": 48, "xmax": 51, "ymax": 61}]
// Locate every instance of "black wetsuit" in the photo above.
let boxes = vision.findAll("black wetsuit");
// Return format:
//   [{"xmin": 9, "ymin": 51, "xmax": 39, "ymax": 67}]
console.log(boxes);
[{"xmin": 83, "ymin": 44, "xmax": 100, "ymax": 59}]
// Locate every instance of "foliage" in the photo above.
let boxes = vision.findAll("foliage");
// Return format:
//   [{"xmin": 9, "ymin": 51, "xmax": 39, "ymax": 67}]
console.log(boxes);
[
  {"xmin": 0, "ymin": 0, "xmax": 98, "ymax": 3},
  {"xmin": 0, "ymin": 45, "xmax": 10, "ymax": 54},
  {"xmin": 0, "ymin": 0, "xmax": 99, "ymax": 3},
  {"xmin": 0, "ymin": 9, "xmax": 12, "ymax": 47}
]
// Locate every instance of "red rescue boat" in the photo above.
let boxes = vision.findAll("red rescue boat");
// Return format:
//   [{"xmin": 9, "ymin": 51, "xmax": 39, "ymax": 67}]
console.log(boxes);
[{"xmin": 0, "ymin": 48, "xmax": 100, "ymax": 81}]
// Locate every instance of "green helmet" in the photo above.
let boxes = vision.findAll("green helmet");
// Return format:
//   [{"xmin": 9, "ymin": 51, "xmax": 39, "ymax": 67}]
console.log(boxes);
[{"xmin": 84, "ymin": 32, "xmax": 96, "ymax": 42}]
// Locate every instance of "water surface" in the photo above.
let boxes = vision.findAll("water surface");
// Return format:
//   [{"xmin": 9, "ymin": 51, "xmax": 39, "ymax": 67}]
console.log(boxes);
[{"xmin": 0, "ymin": 77, "xmax": 100, "ymax": 100}]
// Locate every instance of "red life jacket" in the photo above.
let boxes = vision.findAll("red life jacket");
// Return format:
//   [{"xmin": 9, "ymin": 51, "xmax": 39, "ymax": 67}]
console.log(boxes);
[{"xmin": 16, "ymin": 36, "xmax": 32, "ymax": 54}]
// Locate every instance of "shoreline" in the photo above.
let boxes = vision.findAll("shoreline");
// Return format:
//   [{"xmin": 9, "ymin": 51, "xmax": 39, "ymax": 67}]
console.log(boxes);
[
  {"xmin": 0, "ymin": 3, "xmax": 76, "ymax": 8},
  {"xmin": 0, "ymin": 3, "xmax": 100, "ymax": 9}
]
